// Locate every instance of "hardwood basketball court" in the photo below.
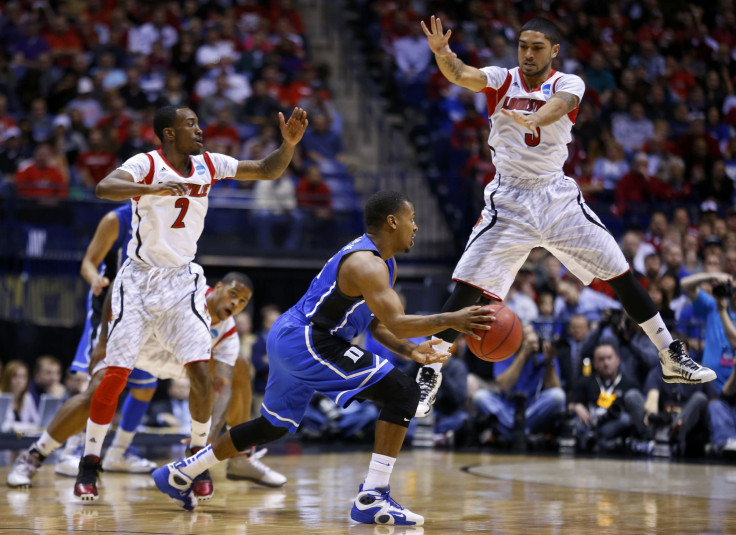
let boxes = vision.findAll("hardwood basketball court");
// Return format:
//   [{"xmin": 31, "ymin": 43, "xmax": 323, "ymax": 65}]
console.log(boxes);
[{"xmin": 2, "ymin": 448, "xmax": 736, "ymax": 534}]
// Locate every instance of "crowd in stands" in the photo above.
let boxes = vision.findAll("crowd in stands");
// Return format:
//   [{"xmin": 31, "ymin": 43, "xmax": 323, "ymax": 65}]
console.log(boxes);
[
  {"xmin": 349, "ymin": 0, "xmax": 736, "ymax": 238},
  {"xmin": 0, "ymin": 0, "xmax": 358, "ymax": 249}
]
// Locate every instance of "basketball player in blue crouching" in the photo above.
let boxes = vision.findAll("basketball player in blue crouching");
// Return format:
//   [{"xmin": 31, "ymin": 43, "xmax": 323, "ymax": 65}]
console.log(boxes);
[{"xmin": 153, "ymin": 191, "xmax": 493, "ymax": 525}]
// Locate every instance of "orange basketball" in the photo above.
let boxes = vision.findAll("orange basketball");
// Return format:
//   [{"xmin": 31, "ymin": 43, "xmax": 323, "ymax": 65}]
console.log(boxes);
[{"xmin": 466, "ymin": 304, "xmax": 523, "ymax": 362}]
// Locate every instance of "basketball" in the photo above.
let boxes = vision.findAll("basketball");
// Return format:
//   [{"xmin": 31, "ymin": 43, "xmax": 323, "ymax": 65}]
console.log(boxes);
[{"xmin": 466, "ymin": 304, "xmax": 523, "ymax": 362}]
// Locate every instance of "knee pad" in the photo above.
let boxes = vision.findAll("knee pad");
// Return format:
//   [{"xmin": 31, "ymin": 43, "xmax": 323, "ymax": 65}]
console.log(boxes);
[
  {"xmin": 364, "ymin": 368, "xmax": 420, "ymax": 428},
  {"xmin": 230, "ymin": 416, "xmax": 288, "ymax": 452},
  {"xmin": 90, "ymin": 366, "xmax": 130, "ymax": 424}
]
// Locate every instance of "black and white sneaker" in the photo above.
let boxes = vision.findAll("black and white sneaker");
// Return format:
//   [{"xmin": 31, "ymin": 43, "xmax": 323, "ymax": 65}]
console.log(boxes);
[
  {"xmin": 659, "ymin": 340, "xmax": 716, "ymax": 384},
  {"xmin": 414, "ymin": 367, "xmax": 442, "ymax": 418}
]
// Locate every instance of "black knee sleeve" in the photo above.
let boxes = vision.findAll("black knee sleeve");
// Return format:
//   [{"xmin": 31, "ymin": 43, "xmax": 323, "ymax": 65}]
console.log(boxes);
[
  {"xmin": 358, "ymin": 368, "xmax": 420, "ymax": 428},
  {"xmin": 436, "ymin": 282, "xmax": 485, "ymax": 343},
  {"xmin": 607, "ymin": 271, "xmax": 657, "ymax": 324},
  {"xmin": 229, "ymin": 416, "xmax": 288, "ymax": 452}
]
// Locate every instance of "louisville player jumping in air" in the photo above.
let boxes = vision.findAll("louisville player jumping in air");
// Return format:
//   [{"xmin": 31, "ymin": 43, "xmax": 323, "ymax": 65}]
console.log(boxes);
[
  {"xmin": 413, "ymin": 15, "xmax": 715, "ymax": 417},
  {"xmin": 71, "ymin": 105, "xmax": 307, "ymax": 501}
]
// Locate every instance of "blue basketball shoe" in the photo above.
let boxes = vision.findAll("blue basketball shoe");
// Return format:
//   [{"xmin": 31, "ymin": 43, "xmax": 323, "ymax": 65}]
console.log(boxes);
[
  {"xmin": 152, "ymin": 460, "xmax": 198, "ymax": 511},
  {"xmin": 350, "ymin": 485, "xmax": 424, "ymax": 525}
]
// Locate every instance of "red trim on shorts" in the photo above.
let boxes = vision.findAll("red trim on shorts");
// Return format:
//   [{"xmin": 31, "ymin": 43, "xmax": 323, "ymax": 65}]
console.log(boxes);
[
  {"xmin": 184, "ymin": 358, "xmax": 212, "ymax": 366},
  {"xmin": 213, "ymin": 326, "xmax": 238, "ymax": 349},
  {"xmin": 452, "ymin": 278, "xmax": 503, "ymax": 303},
  {"xmin": 600, "ymin": 268, "xmax": 630, "ymax": 283},
  {"xmin": 203, "ymin": 152, "xmax": 217, "ymax": 185},
  {"xmin": 157, "ymin": 149, "xmax": 195, "ymax": 178}
]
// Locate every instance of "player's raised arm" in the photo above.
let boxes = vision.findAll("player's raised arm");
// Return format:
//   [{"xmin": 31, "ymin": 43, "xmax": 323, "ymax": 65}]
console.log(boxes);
[
  {"xmin": 343, "ymin": 252, "xmax": 493, "ymax": 339},
  {"xmin": 421, "ymin": 15, "xmax": 488, "ymax": 93},
  {"xmin": 234, "ymin": 107, "xmax": 308, "ymax": 181},
  {"xmin": 95, "ymin": 169, "xmax": 188, "ymax": 201}
]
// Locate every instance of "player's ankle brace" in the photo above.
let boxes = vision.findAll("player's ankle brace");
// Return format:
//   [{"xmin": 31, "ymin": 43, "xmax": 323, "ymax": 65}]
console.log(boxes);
[
  {"xmin": 229, "ymin": 416, "xmax": 288, "ymax": 452},
  {"xmin": 362, "ymin": 368, "xmax": 420, "ymax": 427},
  {"xmin": 606, "ymin": 270, "xmax": 658, "ymax": 323},
  {"xmin": 435, "ymin": 282, "xmax": 485, "ymax": 343},
  {"xmin": 89, "ymin": 366, "xmax": 130, "ymax": 424}
]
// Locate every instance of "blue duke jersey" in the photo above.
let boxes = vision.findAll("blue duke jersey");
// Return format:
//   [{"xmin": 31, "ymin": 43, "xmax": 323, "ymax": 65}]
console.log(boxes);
[
  {"xmin": 292, "ymin": 234, "xmax": 396, "ymax": 340},
  {"xmin": 261, "ymin": 235, "xmax": 398, "ymax": 433}
]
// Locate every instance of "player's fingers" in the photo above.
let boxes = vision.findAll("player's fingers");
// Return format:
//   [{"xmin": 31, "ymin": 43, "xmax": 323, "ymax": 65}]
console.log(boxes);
[
  {"xmin": 101, "ymin": 277, "xmax": 110, "ymax": 287},
  {"xmin": 430, "ymin": 15, "xmax": 437, "ymax": 33},
  {"xmin": 470, "ymin": 322, "xmax": 492, "ymax": 330},
  {"xmin": 445, "ymin": 29, "xmax": 452, "ymax": 40},
  {"xmin": 426, "ymin": 339, "xmax": 442, "ymax": 346},
  {"xmin": 421, "ymin": 20, "xmax": 430, "ymax": 36}
]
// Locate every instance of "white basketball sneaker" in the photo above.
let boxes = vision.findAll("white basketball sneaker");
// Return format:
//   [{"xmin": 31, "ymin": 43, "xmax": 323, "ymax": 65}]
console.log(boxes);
[
  {"xmin": 226, "ymin": 447, "xmax": 287, "ymax": 487},
  {"xmin": 102, "ymin": 447, "xmax": 157, "ymax": 473},
  {"xmin": 659, "ymin": 340, "xmax": 717, "ymax": 384},
  {"xmin": 7, "ymin": 450, "xmax": 44, "ymax": 488},
  {"xmin": 350, "ymin": 485, "xmax": 424, "ymax": 525},
  {"xmin": 414, "ymin": 367, "xmax": 442, "ymax": 418}
]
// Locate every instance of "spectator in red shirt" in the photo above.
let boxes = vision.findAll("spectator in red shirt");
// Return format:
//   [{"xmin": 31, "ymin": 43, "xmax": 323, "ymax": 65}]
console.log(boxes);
[
  {"xmin": 14, "ymin": 144, "xmax": 68, "ymax": 198},
  {"xmin": 203, "ymin": 109, "xmax": 241, "ymax": 157},
  {"xmin": 43, "ymin": 15, "xmax": 83, "ymax": 68},
  {"xmin": 296, "ymin": 165, "xmax": 332, "ymax": 247},
  {"xmin": 76, "ymin": 129, "xmax": 116, "ymax": 189},
  {"xmin": 615, "ymin": 152, "xmax": 669, "ymax": 208}
]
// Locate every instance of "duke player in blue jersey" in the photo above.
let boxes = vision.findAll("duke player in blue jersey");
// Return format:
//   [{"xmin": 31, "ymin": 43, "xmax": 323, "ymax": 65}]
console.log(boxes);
[{"xmin": 153, "ymin": 191, "xmax": 493, "ymax": 526}]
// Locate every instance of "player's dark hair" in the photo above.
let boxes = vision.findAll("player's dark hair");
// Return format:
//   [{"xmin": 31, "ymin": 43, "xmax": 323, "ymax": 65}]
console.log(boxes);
[
  {"xmin": 519, "ymin": 17, "xmax": 562, "ymax": 46},
  {"xmin": 153, "ymin": 105, "xmax": 187, "ymax": 142},
  {"xmin": 222, "ymin": 271, "xmax": 254, "ymax": 291},
  {"xmin": 364, "ymin": 191, "xmax": 411, "ymax": 230}
]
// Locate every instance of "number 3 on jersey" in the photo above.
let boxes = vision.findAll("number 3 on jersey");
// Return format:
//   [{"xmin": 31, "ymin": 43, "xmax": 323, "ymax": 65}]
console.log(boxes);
[
  {"xmin": 172, "ymin": 198, "xmax": 189, "ymax": 228},
  {"xmin": 525, "ymin": 127, "xmax": 541, "ymax": 147}
]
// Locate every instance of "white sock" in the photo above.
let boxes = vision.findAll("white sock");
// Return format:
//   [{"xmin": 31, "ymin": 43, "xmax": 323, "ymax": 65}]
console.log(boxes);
[
  {"xmin": 177, "ymin": 444, "xmax": 220, "ymax": 479},
  {"xmin": 425, "ymin": 337, "xmax": 451, "ymax": 374},
  {"xmin": 84, "ymin": 419, "xmax": 110, "ymax": 458},
  {"xmin": 363, "ymin": 453, "xmax": 395, "ymax": 490},
  {"xmin": 108, "ymin": 429, "xmax": 135, "ymax": 454},
  {"xmin": 33, "ymin": 431, "xmax": 62, "ymax": 457},
  {"xmin": 639, "ymin": 314, "xmax": 674, "ymax": 351},
  {"xmin": 190, "ymin": 417, "xmax": 212, "ymax": 449}
]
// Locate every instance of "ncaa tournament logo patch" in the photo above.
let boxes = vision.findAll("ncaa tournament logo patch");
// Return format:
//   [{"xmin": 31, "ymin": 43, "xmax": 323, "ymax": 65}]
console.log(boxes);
[
  {"xmin": 195, "ymin": 164, "xmax": 206, "ymax": 175},
  {"xmin": 541, "ymin": 84, "xmax": 551, "ymax": 98}
]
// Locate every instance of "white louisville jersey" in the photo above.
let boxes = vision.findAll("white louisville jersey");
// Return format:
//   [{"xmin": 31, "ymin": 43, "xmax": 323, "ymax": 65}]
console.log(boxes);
[
  {"xmin": 207, "ymin": 287, "xmax": 240, "ymax": 367},
  {"xmin": 119, "ymin": 149, "xmax": 239, "ymax": 267},
  {"xmin": 480, "ymin": 66, "xmax": 585, "ymax": 180}
]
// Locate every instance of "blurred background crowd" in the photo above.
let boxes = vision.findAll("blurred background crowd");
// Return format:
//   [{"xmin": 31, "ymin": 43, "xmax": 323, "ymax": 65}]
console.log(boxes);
[{"xmin": 2, "ymin": 0, "xmax": 736, "ymax": 461}]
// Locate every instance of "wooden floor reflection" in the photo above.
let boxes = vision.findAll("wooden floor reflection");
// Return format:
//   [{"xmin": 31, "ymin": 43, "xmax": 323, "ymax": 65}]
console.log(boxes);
[{"xmin": 2, "ymin": 449, "xmax": 736, "ymax": 534}]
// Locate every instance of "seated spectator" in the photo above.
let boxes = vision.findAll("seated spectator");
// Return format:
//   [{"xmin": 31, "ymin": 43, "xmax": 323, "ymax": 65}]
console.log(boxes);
[
  {"xmin": 472, "ymin": 326, "xmax": 566, "ymax": 447},
  {"xmin": 198, "ymin": 73, "xmax": 239, "ymax": 125},
  {"xmin": 553, "ymin": 277, "xmax": 621, "ymax": 324},
  {"xmin": 146, "ymin": 378, "xmax": 191, "ymax": 434},
  {"xmin": 203, "ymin": 109, "xmax": 241, "ymax": 157},
  {"xmin": 554, "ymin": 314, "xmax": 591, "ymax": 392},
  {"xmin": 252, "ymin": 170, "xmax": 301, "ymax": 251},
  {"xmin": 0, "ymin": 127, "xmax": 29, "ymax": 184},
  {"xmin": 66, "ymin": 78, "xmax": 103, "ymax": 130},
  {"xmin": 569, "ymin": 343, "xmax": 642, "ymax": 452},
  {"xmin": 118, "ymin": 119, "xmax": 156, "ymax": 162},
  {"xmin": 591, "ymin": 141, "xmax": 628, "ymax": 202},
  {"xmin": 615, "ymin": 152, "xmax": 669, "ymax": 207},
  {"xmin": 0, "ymin": 360, "xmax": 38, "ymax": 432},
  {"xmin": 250, "ymin": 304, "xmax": 282, "ymax": 416},
  {"xmin": 300, "ymin": 114, "xmax": 347, "ymax": 174},
  {"xmin": 296, "ymin": 165, "xmax": 333, "ymax": 247},
  {"xmin": 241, "ymin": 79, "xmax": 283, "ymax": 130},
  {"xmin": 612, "ymin": 102, "xmax": 655, "ymax": 156},
  {"xmin": 14, "ymin": 143, "xmax": 68, "ymax": 198},
  {"xmin": 505, "ymin": 273, "xmax": 539, "ymax": 326},
  {"xmin": 76, "ymin": 128, "xmax": 116, "ymax": 190},
  {"xmin": 28, "ymin": 354, "xmax": 65, "ymax": 408},
  {"xmin": 241, "ymin": 125, "xmax": 279, "ymax": 161}
]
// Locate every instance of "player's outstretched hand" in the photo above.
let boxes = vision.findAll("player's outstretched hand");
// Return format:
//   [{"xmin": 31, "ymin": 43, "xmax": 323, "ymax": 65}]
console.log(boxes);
[
  {"xmin": 151, "ymin": 181, "xmax": 189, "ymax": 196},
  {"xmin": 420, "ymin": 15, "xmax": 456, "ymax": 57},
  {"xmin": 501, "ymin": 109, "xmax": 539, "ymax": 133},
  {"xmin": 280, "ymin": 107, "xmax": 308, "ymax": 145},
  {"xmin": 410, "ymin": 339, "xmax": 451, "ymax": 365},
  {"xmin": 445, "ymin": 305, "xmax": 495, "ymax": 340}
]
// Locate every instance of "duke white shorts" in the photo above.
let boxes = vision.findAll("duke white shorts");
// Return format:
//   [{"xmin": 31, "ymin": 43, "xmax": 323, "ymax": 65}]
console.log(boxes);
[
  {"xmin": 453, "ymin": 174, "xmax": 629, "ymax": 300},
  {"xmin": 104, "ymin": 260, "xmax": 212, "ymax": 370}
]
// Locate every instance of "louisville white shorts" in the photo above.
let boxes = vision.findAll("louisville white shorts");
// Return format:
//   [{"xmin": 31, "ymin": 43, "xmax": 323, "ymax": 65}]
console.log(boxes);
[
  {"xmin": 104, "ymin": 259, "xmax": 212, "ymax": 370},
  {"xmin": 453, "ymin": 174, "xmax": 629, "ymax": 300}
]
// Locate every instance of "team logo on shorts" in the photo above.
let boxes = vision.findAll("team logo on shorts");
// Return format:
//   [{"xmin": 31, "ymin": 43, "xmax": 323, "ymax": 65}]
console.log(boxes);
[
  {"xmin": 473, "ymin": 215, "xmax": 483, "ymax": 228},
  {"xmin": 541, "ymin": 84, "xmax": 551, "ymax": 97},
  {"xmin": 195, "ymin": 164, "xmax": 206, "ymax": 175}
]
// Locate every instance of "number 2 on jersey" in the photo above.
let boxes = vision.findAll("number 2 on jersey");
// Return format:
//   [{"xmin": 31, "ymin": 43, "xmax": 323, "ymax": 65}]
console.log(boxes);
[
  {"xmin": 525, "ymin": 127, "xmax": 541, "ymax": 147},
  {"xmin": 172, "ymin": 198, "xmax": 189, "ymax": 228}
]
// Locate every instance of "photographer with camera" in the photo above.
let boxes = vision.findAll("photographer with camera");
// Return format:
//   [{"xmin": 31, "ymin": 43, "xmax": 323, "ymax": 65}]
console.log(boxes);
[
  {"xmin": 472, "ymin": 326, "xmax": 566, "ymax": 448},
  {"xmin": 682, "ymin": 271, "xmax": 736, "ymax": 453},
  {"xmin": 569, "ymin": 343, "xmax": 643, "ymax": 452},
  {"xmin": 579, "ymin": 307, "xmax": 660, "ymax": 387}
]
